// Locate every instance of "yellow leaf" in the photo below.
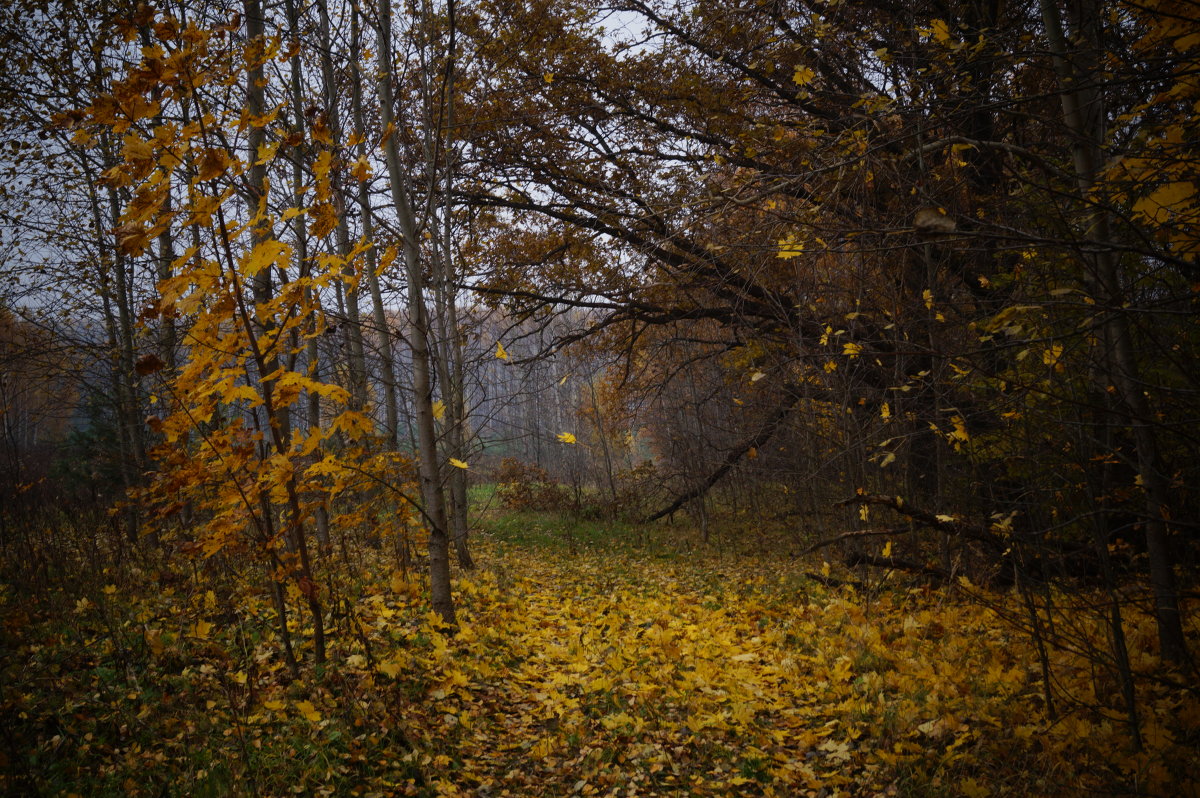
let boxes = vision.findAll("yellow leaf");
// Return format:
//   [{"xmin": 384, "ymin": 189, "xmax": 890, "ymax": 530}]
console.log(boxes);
[
  {"xmin": 308, "ymin": 202, "xmax": 338, "ymax": 239},
  {"xmin": 378, "ymin": 660, "xmax": 402, "ymax": 678},
  {"xmin": 449, "ymin": 458, "xmax": 469, "ymax": 469},
  {"xmin": 882, "ymin": 540, "xmax": 893, "ymax": 557},
  {"xmin": 859, "ymin": 504, "xmax": 870, "ymax": 521},
  {"xmin": 960, "ymin": 778, "xmax": 989, "ymax": 798},
  {"xmin": 793, "ymin": 65, "xmax": 815, "ymax": 86},
  {"xmin": 1042, "ymin": 344, "xmax": 1063, "ymax": 366},
  {"xmin": 330, "ymin": 409, "xmax": 375, "ymax": 439},
  {"xmin": 297, "ymin": 429, "xmax": 324, "ymax": 457},
  {"xmin": 233, "ymin": 671, "xmax": 247, "ymax": 685},
  {"xmin": 931, "ymin": 18, "xmax": 953, "ymax": 45},
  {"xmin": 843, "ymin": 342, "xmax": 862, "ymax": 357},
  {"xmin": 390, "ymin": 571, "xmax": 418, "ymax": 596},
  {"xmin": 242, "ymin": 239, "xmax": 290, "ymax": 278},
  {"xmin": 601, "ymin": 711, "xmax": 635, "ymax": 730},
  {"xmin": 351, "ymin": 155, "xmax": 372, "ymax": 183},
  {"xmin": 923, "ymin": 289, "xmax": 934, "ymax": 309},
  {"xmin": 557, "ymin": 432, "xmax": 577, "ymax": 444},
  {"xmin": 196, "ymin": 147, "xmax": 231, "ymax": 181},
  {"xmin": 312, "ymin": 150, "xmax": 334, "ymax": 200},
  {"xmin": 880, "ymin": 402, "xmax": 891, "ymax": 420},
  {"xmin": 223, "ymin": 385, "xmax": 263, "ymax": 406},
  {"xmin": 255, "ymin": 140, "xmax": 278, "ymax": 165},
  {"xmin": 294, "ymin": 700, "xmax": 321, "ymax": 722},
  {"xmin": 263, "ymin": 699, "xmax": 286, "ymax": 711},
  {"xmin": 276, "ymin": 372, "xmax": 351, "ymax": 404},
  {"xmin": 750, "ymin": 370, "xmax": 766, "ymax": 382},
  {"xmin": 776, "ymin": 232, "xmax": 804, "ymax": 259},
  {"xmin": 432, "ymin": 399, "xmax": 446, "ymax": 421},
  {"xmin": 192, "ymin": 620, "xmax": 212, "ymax": 639},
  {"xmin": 543, "ymin": 72, "xmax": 554, "ymax": 83},
  {"xmin": 495, "ymin": 341, "xmax": 509, "ymax": 360},
  {"xmin": 1133, "ymin": 181, "xmax": 1196, "ymax": 224}
]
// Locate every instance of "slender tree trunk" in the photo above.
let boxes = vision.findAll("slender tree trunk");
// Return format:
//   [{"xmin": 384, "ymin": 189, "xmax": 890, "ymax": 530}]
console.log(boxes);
[
  {"xmin": 350, "ymin": 1, "xmax": 401, "ymax": 448},
  {"xmin": 1039, "ymin": 0, "xmax": 1186, "ymax": 664},
  {"xmin": 104, "ymin": 182, "xmax": 146, "ymax": 473},
  {"xmin": 244, "ymin": 0, "xmax": 325, "ymax": 663},
  {"xmin": 586, "ymin": 370, "xmax": 619, "ymax": 513},
  {"xmin": 83, "ymin": 153, "xmax": 142, "ymax": 543},
  {"xmin": 317, "ymin": 0, "xmax": 370, "ymax": 414},
  {"xmin": 427, "ymin": 0, "xmax": 473, "ymax": 568},
  {"xmin": 286, "ymin": 0, "xmax": 330, "ymax": 548},
  {"xmin": 375, "ymin": 0, "xmax": 456, "ymax": 625}
]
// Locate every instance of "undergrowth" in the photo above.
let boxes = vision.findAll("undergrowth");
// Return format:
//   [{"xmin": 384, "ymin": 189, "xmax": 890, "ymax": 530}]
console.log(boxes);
[{"xmin": 1, "ymin": 510, "xmax": 1197, "ymax": 796}]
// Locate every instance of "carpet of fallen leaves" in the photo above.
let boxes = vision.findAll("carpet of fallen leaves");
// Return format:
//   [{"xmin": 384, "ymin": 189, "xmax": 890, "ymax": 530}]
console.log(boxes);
[{"xmin": 3, "ymin": 531, "xmax": 1199, "ymax": 796}]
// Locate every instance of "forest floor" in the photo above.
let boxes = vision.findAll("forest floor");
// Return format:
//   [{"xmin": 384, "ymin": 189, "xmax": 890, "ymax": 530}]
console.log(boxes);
[{"xmin": 2, "ymin": 508, "xmax": 1198, "ymax": 796}]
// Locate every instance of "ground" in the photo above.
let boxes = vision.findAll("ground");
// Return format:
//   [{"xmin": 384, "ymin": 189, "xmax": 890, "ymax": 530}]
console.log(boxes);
[{"xmin": 1, "ymin": 511, "xmax": 1197, "ymax": 796}]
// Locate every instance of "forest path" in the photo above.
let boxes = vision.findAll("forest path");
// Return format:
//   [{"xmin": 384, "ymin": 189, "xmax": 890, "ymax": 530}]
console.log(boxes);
[{"xmin": 388, "ymin": 539, "xmax": 1040, "ymax": 796}]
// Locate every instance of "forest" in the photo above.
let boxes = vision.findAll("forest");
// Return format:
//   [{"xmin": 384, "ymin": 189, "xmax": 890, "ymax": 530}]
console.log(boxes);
[{"xmin": 1, "ymin": 0, "xmax": 1198, "ymax": 794}]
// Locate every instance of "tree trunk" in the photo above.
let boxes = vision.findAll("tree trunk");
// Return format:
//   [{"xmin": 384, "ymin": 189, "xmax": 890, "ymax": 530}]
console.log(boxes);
[
  {"xmin": 374, "ymin": 0, "xmax": 456, "ymax": 626},
  {"xmin": 1039, "ymin": 0, "xmax": 1186, "ymax": 664},
  {"xmin": 350, "ymin": 1, "xmax": 402, "ymax": 449},
  {"xmin": 245, "ymin": 0, "xmax": 325, "ymax": 663},
  {"xmin": 317, "ymin": 0, "xmax": 370, "ymax": 414},
  {"xmin": 286, "ymin": 0, "xmax": 330, "ymax": 548}
]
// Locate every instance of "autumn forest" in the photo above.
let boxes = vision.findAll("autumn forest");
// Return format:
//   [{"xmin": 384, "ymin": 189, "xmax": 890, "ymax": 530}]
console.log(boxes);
[{"xmin": 1, "ymin": 0, "xmax": 1199, "ymax": 794}]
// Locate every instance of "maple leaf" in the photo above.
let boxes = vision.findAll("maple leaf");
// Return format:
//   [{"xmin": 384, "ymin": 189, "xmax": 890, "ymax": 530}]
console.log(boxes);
[
  {"xmin": 294, "ymin": 700, "xmax": 321, "ymax": 722},
  {"xmin": 776, "ymin": 233, "xmax": 805, "ymax": 258}
]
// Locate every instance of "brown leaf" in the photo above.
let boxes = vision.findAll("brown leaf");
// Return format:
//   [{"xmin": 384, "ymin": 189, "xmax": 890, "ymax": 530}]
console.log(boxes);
[{"xmin": 135, "ymin": 353, "xmax": 166, "ymax": 375}]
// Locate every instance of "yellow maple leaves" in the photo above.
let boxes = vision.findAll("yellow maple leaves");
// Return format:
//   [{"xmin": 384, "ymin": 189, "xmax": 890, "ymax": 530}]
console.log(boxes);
[
  {"xmin": 1132, "ymin": 181, "xmax": 1196, "ymax": 225},
  {"xmin": 241, "ymin": 239, "xmax": 290, "ymax": 278},
  {"xmin": 776, "ymin": 232, "xmax": 805, "ymax": 259}
]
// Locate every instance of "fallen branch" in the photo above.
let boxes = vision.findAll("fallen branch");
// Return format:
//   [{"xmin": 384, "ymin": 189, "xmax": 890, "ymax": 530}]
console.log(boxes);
[
  {"xmin": 833, "ymin": 493, "xmax": 1002, "ymax": 549},
  {"xmin": 845, "ymin": 552, "xmax": 951, "ymax": 580},
  {"xmin": 803, "ymin": 571, "xmax": 864, "ymax": 589},
  {"xmin": 797, "ymin": 527, "xmax": 911, "ymax": 557}
]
